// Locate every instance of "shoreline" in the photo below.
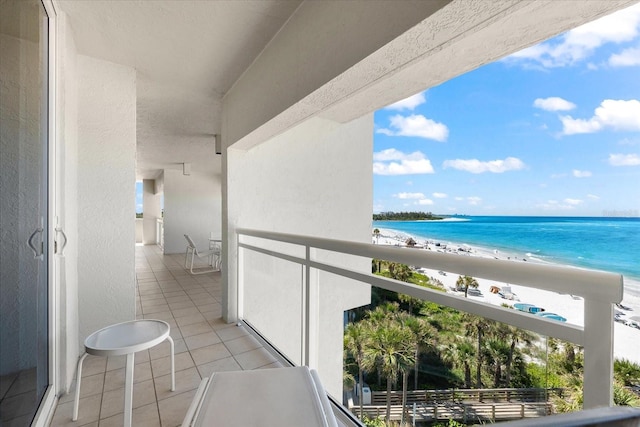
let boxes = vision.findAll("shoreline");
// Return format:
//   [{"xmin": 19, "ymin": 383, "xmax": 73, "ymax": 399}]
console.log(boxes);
[{"xmin": 373, "ymin": 227, "xmax": 640, "ymax": 365}]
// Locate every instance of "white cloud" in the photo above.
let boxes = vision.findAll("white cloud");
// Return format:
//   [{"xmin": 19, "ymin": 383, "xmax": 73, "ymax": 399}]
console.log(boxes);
[
  {"xmin": 533, "ymin": 97, "xmax": 576, "ymax": 111},
  {"xmin": 455, "ymin": 197, "xmax": 464, "ymax": 201},
  {"xmin": 505, "ymin": 3, "xmax": 640, "ymax": 68},
  {"xmin": 395, "ymin": 192, "xmax": 425, "ymax": 199},
  {"xmin": 384, "ymin": 92, "xmax": 426, "ymax": 111},
  {"xmin": 467, "ymin": 197, "xmax": 482, "ymax": 206},
  {"xmin": 587, "ymin": 194, "xmax": 600, "ymax": 200},
  {"xmin": 539, "ymin": 199, "xmax": 580, "ymax": 211},
  {"xmin": 442, "ymin": 157, "xmax": 526, "ymax": 174},
  {"xmin": 432, "ymin": 192, "xmax": 448, "ymax": 199},
  {"xmin": 373, "ymin": 149, "xmax": 435, "ymax": 175},
  {"xmin": 377, "ymin": 114, "xmax": 449, "ymax": 141},
  {"xmin": 573, "ymin": 169, "xmax": 592, "ymax": 178},
  {"xmin": 564, "ymin": 198, "xmax": 583, "ymax": 206},
  {"xmin": 561, "ymin": 99, "xmax": 640, "ymax": 135},
  {"xmin": 609, "ymin": 153, "xmax": 640, "ymax": 166},
  {"xmin": 609, "ymin": 46, "xmax": 640, "ymax": 67},
  {"xmin": 417, "ymin": 199, "xmax": 434, "ymax": 206}
]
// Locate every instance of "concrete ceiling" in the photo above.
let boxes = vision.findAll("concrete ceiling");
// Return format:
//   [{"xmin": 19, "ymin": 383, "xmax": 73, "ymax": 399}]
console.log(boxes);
[{"xmin": 57, "ymin": 0, "xmax": 302, "ymax": 179}]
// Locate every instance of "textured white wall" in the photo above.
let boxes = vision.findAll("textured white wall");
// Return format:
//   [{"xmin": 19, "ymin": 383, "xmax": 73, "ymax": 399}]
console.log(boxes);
[
  {"xmin": 142, "ymin": 179, "xmax": 161, "ymax": 244},
  {"xmin": 226, "ymin": 115, "xmax": 373, "ymax": 398},
  {"xmin": 76, "ymin": 54, "xmax": 136, "ymax": 344},
  {"xmin": 56, "ymin": 12, "xmax": 80, "ymax": 391},
  {"xmin": 163, "ymin": 169, "xmax": 221, "ymax": 254}
]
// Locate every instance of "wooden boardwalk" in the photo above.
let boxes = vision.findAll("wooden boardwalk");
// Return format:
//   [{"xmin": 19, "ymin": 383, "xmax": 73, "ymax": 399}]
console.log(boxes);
[
  {"xmin": 351, "ymin": 388, "xmax": 560, "ymax": 424},
  {"xmin": 356, "ymin": 402, "xmax": 552, "ymax": 424}
]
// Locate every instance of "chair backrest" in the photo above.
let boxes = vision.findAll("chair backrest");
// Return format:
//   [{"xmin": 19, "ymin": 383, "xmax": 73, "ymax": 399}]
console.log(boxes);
[{"xmin": 184, "ymin": 234, "xmax": 197, "ymax": 249}]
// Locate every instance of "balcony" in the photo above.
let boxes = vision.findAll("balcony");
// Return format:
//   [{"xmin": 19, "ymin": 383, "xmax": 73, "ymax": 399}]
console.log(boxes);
[
  {"xmin": 45, "ymin": 229, "xmax": 640, "ymax": 426},
  {"xmin": 49, "ymin": 246, "xmax": 286, "ymax": 427}
]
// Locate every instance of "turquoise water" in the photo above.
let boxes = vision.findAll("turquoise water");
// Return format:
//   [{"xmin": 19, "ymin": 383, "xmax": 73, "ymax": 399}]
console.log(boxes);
[{"xmin": 374, "ymin": 216, "xmax": 640, "ymax": 293}]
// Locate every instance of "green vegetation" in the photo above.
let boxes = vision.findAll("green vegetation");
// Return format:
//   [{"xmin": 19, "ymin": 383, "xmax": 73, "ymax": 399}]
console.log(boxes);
[
  {"xmin": 344, "ymin": 261, "xmax": 640, "ymax": 426},
  {"xmin": 373, "ymin": 211, "xmax": 444, "ymax": 221},
  {"xmin": 136, "ymin": 212, "xmax": 143, "ymax": 218}
]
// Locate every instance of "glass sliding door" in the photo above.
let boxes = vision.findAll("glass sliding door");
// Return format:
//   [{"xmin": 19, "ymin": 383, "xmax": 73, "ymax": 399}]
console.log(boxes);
[{"xmin": 0, "ymin": 0, "xmax": 51, "ymax": 424}]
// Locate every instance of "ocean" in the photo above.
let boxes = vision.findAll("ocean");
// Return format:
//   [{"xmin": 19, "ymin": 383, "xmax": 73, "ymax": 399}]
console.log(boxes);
[{"xmin": 373, "ymin": 216, "xmax": 640, "ymax": 295}]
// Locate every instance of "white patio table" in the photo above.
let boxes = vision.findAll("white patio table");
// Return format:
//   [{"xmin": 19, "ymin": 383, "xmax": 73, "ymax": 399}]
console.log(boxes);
[{"xmin": 73, "ymin": 319, "xmax": 175, "ymax": 427}]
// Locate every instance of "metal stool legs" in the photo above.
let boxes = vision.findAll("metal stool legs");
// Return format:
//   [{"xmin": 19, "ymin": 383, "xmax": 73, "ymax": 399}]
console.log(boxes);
[{"xmin": 72, "ymin": 352, "xmax": 89, "ymax": 421}]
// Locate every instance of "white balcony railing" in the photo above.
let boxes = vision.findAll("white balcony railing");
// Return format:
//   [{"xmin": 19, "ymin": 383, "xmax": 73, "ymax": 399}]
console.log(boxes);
[{"xmin": 236, "ymin": 228, "xmax": 623, "ymax": 410}]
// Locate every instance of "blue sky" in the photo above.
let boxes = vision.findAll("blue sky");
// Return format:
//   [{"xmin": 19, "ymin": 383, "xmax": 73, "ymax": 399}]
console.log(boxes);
[{"xmin": 373, "ymin": 4, "xmax": 640, "ymax": 217}]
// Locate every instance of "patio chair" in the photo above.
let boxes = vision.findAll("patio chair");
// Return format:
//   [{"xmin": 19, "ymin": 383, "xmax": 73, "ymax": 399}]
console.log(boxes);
[{"xmin": 184, "ymin": 234, "xmax": 220, "ymax": 275}]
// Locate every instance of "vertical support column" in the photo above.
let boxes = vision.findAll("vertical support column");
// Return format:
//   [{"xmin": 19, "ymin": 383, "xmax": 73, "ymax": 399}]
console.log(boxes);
[
  {"xmin": 583, "ymin": 299, "xmax": 614, "ymax": 408},
  {"xmin": 307, "ymin": 248, "xmax": 319, "ymax": 369},
  {"xmin": 302, "ymin": 246, "xmax": 310, "ymax": 366},
  {"xmin": 236, "ymin": 234, "xmax": 244, "ymax": 322}
]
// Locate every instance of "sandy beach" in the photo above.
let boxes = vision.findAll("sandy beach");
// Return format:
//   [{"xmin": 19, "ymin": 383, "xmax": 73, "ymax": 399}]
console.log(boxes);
[{"xmin": 373, "ymin": 228, "xmax": 640, "ymax": 365}]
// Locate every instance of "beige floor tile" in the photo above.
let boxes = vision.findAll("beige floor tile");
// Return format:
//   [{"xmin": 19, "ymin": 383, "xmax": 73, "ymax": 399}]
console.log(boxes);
[
  {"xmin": 98, "ymin": 402, "xmax": 160, "ymax": 427},
  {"xmin": 168, "ymin": 300, "xmax": 196, "ymax": 310},
  {"xmin": 50, "ymin": 394, "xmax": 101, "ymax": 427},
  {"xmin": 193, "ymin": 297, "xmax": 217, "ymax": 307},
  {"xmin": 162, "ymin": 290, "xmax": 187, "ymax": 298},
  {"xmin": 234, "ymin": 347, "xmax": 277, "ymax": 370},
  {"xmin": 80, "ymin": 356, "xmax": 107, "ymax": 378},
  {"xmin": 103, "ymin": 361, "xmax": 152, "ymax": 392},
  {"xmin": 208, "ymin": 317, "xmax": 235, "ymax": 331},
  {"xmin": 157, "ymin": 389, "xmax": 197, "ymax": 427},
  {"xmin": 196, "ymin": 357, "xmax": 242, "ymax": 377},
  {"xmin": 143, "ymin": 304, "xmax": 171, "ymax": 315},
  {"xmin": 150, "ymin": 352, "xmax": 194, "ymax": 377},
  {"xmin": 178, "ymin": 321, "xmax": 214, "ymax": 338},
  {"xmin": 174, "ymin": 313, "xmax": 206, "ymax": 327},
  {"xmin": 215, "ymin": 325, "xmax": 249, "ymax": 342},
  {"xmin": 154, "ymin": 366, "xmax": 201, "ymax": 401},
  {"xmin": 224, "ymin": 334, "xmax": 262, "ymax": 355},
  {"xmin": 170, "ymin": 307, "xmax": 201, "ymax": 319},
  {"xmin": 99, "ymin": 379, "xmax": 156, "ymax": 419},
  {"xmin": 143, "ymin": 311, "xmax": 174, "ymax": 323},
  {"xmin": 70, "ymin": 373, "xmax": 105, "ymax": 400},
  {"xmin": 184, "ymin": 331, "xmax": 221, "ymax": 351},
  {"xmin": 189, "ymin": 343, "xmax": 231, "ymax": 366},
  {"xmin": 141, "ymin": 299, "xmax": 170, "ymax": 309},
  {"xmin": 106, "ymin": 356, "xmax": 126, "ymax": 372},
  {"xmin": 149, "ymin": 339, "xmax": 187, "ymax": 360},
  {"xmin": 165, "ymin": 295, "xmax": 191, "ymax": 304}
]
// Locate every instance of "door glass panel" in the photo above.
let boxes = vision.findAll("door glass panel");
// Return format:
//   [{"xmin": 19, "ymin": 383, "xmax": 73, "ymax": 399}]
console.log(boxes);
[{"xmin": 0, "ymin": 0, "xmax": 50, "ymax": 424}]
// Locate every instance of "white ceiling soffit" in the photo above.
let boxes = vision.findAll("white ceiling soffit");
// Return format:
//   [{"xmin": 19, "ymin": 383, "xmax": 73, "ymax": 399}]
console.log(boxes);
[
  {"xmin": 57, "ymin": 0, "xmax": 302, "ymax": 95},
  {"xmin": 56, "ymin": 0, "xmax": 302, "ymax": 179}
]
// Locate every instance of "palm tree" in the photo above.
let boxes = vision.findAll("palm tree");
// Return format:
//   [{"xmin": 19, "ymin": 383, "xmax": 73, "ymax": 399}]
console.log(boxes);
[
  {"xmin": 344, "ymin": 321, "xmax": 370, "ymax": 419},
  {"xmin": 362, "ymin": 318, "xmax": 415, "ymax": 423},
  {"xmin": 388, "ymin": 263, "xmax": 412, "ymax": 282},
  {"xmin": 486, "ymin": 338, "xmax": 509, "ymax": 387},
  {"xmin": 504, "ymin": 326, "xmax": 535, "ymax": 386},
  {"xmin": 373, "ymin": 228, "xmax": 380, "ymax": 244},
  {"xmin": 440, "ymin": 339, "xmax": 475, "ymax": 388},
  {"xmin": 456, "ymin": 275, "xmax": 479, "ymax": 298},
  {"xmin": 463, "ymin": 313, "xmax": 491, "ymax": 388},
  {"xmin": 399, "ymin": 314, "xmax": 435, "ymax": 390}
]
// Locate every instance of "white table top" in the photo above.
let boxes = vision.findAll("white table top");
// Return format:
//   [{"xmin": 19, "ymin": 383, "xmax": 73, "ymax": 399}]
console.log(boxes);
[
  {"xmin": 192, "ymin": 366, "xmax": 336, "ymax": 427},
  {"xmin": 84, "ymin": 319, "xmax": 170, "ymax": 357}
]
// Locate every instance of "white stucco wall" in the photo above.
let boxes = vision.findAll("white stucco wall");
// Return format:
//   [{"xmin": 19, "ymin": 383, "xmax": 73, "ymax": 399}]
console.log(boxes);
[
  {"xmin": 76, "ymin": 54, "xmax": 136, "ymax": 344},
  {"xmin": 225, "ymin": 115, "xmax": 373, "ymax": 398},
  {"xmin": 142, "ymin": 178, "xmax": 161, "ymax": 244},
  {"xmin": 163, "ymin": 169, "xmax": 221, "ymax": 254},
  {"xmin": 55, "ymin": 12, "xmax": 80, "ymax": 392}
]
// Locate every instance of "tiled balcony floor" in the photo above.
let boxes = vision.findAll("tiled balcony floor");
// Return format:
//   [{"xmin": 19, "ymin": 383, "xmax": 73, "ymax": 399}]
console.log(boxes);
[{"xmin": 50, "ymin": 245, "xmax": 281, "ymax": 427}]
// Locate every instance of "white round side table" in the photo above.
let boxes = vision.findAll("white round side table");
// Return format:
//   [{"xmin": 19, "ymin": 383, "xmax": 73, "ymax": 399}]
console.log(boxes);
[{"xmin": 72, "ymin": 319, "xmax": 175, "ymax": 427}]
